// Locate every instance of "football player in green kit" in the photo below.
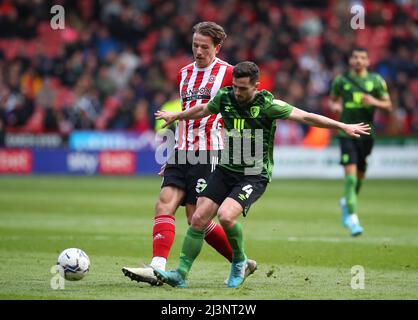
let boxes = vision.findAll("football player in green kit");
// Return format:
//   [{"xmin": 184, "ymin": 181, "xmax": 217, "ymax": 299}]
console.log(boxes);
[
  {"xmin": 330, "ymin": 48, "xmax": 392, "ymax": 236},
  {"xmin": 153, "ymin": 61, "xmax": 371, "ymax": 288}
]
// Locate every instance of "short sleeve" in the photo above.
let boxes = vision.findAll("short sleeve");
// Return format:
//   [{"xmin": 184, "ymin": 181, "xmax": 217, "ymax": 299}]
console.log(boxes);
[
  {"xmin": 207, "ymin": 89, "xmax": 223, "ymax": 114},
  {"xmin": 220, "ymin": 65, "xmax": 234, "ymax": 88},
  {"xmin": 265, "ymin": 99, "xmax": 294, "ymax": 120},
  {"xmin": 176, "ymin": 71, "xmax": 181, "ymax": 87},
  {"xmin": 374, "ymin": 75, "xmax": 389, "ymax": 98}
]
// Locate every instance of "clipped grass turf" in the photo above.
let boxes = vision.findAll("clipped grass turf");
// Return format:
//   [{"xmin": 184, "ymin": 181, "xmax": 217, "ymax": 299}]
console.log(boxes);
[{"xmin": 0, "ymin": 177, "xmax": 417, "ymax": 300}]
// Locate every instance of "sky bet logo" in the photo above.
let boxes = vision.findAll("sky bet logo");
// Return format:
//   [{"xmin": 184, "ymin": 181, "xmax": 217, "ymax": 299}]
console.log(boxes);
[{"xmin": 67, "ymin": 153, "xmax": 98, "ymax": 174}]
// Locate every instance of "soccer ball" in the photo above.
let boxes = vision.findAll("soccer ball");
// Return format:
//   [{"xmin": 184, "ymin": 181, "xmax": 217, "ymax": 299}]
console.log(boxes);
[{"xmin": 57, "ymin": 248, "xmax": 90, "ymax": 281}]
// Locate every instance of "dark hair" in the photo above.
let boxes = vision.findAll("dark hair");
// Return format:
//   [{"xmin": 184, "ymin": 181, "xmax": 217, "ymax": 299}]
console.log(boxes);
[
  {"xmin": 233, "ymin": 61, "xmax": 259, "ymax": 84},
  {"xmin": 192, "ymin": 21, "xmax": 227, "ymax": 46},
  {"xmin": 351, "ymin": 47, "xmax": 368, "ymax": 55}
]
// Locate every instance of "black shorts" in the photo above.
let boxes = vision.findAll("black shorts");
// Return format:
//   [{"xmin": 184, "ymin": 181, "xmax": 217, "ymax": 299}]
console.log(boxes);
[
  {"xmin": 339, "ymin": 137, "xmax": 374, "ymax": 172},
  {"xmin": 161, "ymin": 150, "xmax": 220, "ymax": 206},
  {"xmin": 199, "ymin": 166, "xmax": 268, "ymax": 217}
]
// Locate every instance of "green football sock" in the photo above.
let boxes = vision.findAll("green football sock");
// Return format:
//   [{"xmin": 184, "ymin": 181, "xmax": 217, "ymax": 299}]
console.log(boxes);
[
  {"xmin": 345, "ymin": 175, "xmax": 358, "ymax": 214},
  {"xmin": 177, "ymin": 227, "xmax": 204, "ymax": 278},
  {"xmin": 225, "ymin": 222, "xmax": 246, "ymax": 262}
]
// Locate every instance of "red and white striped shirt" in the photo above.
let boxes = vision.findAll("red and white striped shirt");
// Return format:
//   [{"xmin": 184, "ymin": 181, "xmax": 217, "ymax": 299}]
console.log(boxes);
[{"xmin": 176, "ymin": 58, "xmax": 233, "ymax": 151}]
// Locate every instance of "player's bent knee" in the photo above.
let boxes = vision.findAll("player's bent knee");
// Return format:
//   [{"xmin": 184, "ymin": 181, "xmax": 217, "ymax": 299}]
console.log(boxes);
[
  {"xmin": 155, "ymin": 186, "xmax": 184, "ymax": 216},
  {"xmin": 217, "ymin": 208, "xmax": 235, "ymax": 229},
  {"xmin": 190, "ymin": 211, "xmax": 209, "ymax": 230},
  {"xmin": 155, "ymin": 199, "xmax": 176, "ymax": 217}
]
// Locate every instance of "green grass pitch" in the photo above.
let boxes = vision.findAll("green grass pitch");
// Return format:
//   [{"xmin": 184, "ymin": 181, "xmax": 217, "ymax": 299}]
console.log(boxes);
[{"xmin": 0, "ymin": 176, "xmax": 417, "ymax": 300}]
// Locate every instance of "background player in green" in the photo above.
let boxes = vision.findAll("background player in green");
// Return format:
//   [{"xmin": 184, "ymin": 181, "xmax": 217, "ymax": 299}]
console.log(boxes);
[
  {"xmin": 330, "ymin": 47, "xmax": 392, "ymax": 236},
  {"xmin": 154, "ymin": 61, "xmax": 371, "ymax": 288}
]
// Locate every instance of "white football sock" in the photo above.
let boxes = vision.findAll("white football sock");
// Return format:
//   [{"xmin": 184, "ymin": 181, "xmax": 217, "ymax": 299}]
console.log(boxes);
[
  {"xmin": 150, "ymin": 257, "xmax": 167, "ymax": 271},
  {"xmin": 349, "ymin": 214, "xmax": 360, "ymax": 225}
]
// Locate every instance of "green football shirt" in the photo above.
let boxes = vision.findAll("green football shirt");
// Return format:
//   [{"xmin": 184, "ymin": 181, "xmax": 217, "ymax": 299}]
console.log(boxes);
[
  {"xmin": 330, "ymin": 71, "xmax": 389, "ymax": 138},
  {"xmin": 207, "ymin": 87, "xmax": 293, "ymax": 181}
]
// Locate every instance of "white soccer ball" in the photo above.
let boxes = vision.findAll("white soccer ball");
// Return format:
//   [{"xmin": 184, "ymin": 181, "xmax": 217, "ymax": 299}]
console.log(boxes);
[{"xmin": 57, "ymin": 248, "xmax": 90, "ymax": 281}]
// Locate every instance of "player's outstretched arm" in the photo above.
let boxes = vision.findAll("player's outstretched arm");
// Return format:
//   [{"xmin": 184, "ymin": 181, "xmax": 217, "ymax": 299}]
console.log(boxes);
[
  {"xmin": 154, "ymin": 104, "xmax": 211, "ymax": 128},
  {"xmin": 287, "ymin": 107, "xmax": 371, "ymax": 138}
]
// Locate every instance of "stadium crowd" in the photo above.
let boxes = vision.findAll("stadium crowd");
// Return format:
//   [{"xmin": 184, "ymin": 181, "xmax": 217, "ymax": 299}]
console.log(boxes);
[{"xmin": 0, "ymin": 0, "xmax": 416, "ymax": 146}]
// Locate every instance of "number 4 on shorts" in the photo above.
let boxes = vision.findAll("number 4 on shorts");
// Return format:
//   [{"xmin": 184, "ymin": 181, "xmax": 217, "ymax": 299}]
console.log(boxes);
[{"xmin": 238, "ymin": 184, "xmax": 253, "ymax": 201}]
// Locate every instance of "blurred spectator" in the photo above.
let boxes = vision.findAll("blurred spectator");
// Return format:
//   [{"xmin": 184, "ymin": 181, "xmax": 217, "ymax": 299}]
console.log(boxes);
[
  {"xmin": 0, "ymin": 82, "xmax": 8, "ymax": 145},
  {"xmin": 132, "ymin": 99, "xmax": 152, "ymax": 133},
  {"xmin": 108, "ymin": 46, "xmax": 140, "ymax": 89},
  {"xmin": 95, "ymin": 26, "xmax": 122, "ymax": 61},
  {"xmin": 96, "ymin": 65, "xmax": 117, "ymax": 99},
  {"xmin": 107, "ymin": 87, "xmax": 135, "ymax": 129}
]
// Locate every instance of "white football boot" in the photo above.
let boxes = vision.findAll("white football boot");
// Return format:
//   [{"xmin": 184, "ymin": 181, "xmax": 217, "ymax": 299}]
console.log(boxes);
[{"xmin": 122, "ymin": 266, "xmax": 163, "ymax": 286}]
